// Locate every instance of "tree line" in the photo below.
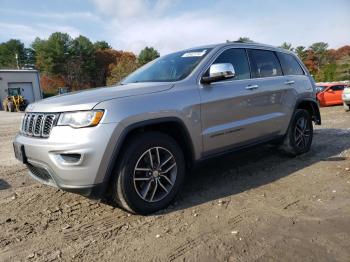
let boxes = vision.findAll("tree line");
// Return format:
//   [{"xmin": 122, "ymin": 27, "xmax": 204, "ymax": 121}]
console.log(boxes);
[
  {"xmin": 278, "ymin": 41, "xmax": 350, "ymax": 82},
  {"xmin": 0, "ymin": 33, "xmax": 349, "ymax": 95},
  {"xmin": 0, "ymin": 32, "xmax": 159, "ymax": 94}
]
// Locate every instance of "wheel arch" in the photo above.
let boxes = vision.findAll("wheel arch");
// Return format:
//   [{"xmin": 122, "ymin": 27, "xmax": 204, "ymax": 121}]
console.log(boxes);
[
  {"xmin": 295, "ymin": 98, "xmax": 321, "ymax": 125},
  {"xmin": 102, "ymin": 117, "xmax": 195, "ymax": 195}
]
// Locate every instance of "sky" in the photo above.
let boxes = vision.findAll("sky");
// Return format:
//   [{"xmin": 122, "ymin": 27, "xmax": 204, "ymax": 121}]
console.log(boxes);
[{"xmin": 0, "ymin": 0, "xmax": 349, "ymax": 55}]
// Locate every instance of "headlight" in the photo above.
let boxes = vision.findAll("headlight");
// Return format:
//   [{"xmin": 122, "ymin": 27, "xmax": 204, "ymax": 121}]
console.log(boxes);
[{"xmin": 57, "ymin": 110, "xmax": 104, "ymax": 128}]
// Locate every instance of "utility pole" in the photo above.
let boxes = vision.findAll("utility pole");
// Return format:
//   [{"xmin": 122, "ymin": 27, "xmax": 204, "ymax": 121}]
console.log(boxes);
[{"xmin": 15, "ymin": 53, "xmax": 19, "ymax": 69}]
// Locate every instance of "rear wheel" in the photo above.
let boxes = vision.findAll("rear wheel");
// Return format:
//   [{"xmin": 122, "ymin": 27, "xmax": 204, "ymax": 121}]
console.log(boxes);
[
  {"xmin": 281, "ymin": 109, "xmax": 313, "ymax": 156},
  {"xmin": 111, "ymin": 132, "xmax": 185, "ymax": 215}
]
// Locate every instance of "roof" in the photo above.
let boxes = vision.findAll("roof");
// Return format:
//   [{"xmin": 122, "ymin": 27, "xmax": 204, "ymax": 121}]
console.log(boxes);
[
  {"xmin": 0, "ymin": 69, "xmax": 38, "ymax": 73},
  {"xmin": 181, "ymin": 41, "xmax": 292, "ymax": 54},
  {"xmin": 316, "ymin": 82, "xmax": 347, "ymax": 86}
]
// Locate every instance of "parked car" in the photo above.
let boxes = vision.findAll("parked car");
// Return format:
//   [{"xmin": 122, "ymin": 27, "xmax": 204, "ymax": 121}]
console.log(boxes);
[
  {"xmin": 343, "ymin": 85, "xmax": 350, "ymax": 111},
  {"xmin": 316, "ymin": 83, "xmax": 347, "ymax": 106},
  {"xmin": 13, "ymin": 42, "xmax": 321, "ymax": 214}
]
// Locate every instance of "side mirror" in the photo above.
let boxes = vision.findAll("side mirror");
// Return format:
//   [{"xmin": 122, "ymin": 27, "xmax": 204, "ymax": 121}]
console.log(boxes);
[{"xmin": 201, "ymin": 63, "xmax": 235, "ymax": 84}]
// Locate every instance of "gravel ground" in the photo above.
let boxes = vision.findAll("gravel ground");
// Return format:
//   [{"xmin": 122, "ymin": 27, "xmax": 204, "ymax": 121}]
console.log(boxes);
[{"xmin": 0, "ymin": 106, "xmax": 350, "ymax": 261}]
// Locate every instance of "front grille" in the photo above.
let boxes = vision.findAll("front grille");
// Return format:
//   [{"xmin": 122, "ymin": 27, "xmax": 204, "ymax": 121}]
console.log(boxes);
[{"xmin": 21, "ymin": 113, "xmax": 58, "ymax": 138}]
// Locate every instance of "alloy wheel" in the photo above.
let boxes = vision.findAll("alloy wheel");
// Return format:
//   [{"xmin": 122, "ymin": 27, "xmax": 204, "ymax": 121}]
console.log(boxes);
[
  {"xmin": 133, "ymin": 147, "xmax": 177, "ymax": 202},
  {"xmin": 294, "ymin": 117, "xmax": 311, "ymax": 150}
]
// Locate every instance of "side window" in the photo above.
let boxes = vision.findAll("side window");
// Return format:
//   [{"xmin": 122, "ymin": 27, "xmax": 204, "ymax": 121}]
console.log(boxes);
[
  {"xmin": 330, "ymin": 85, "xmax": 345, "ymax": 91},
  {"xmin": 277, "ymin": 52, "xmax": 304, "ymax": 75},
  {"xmin": 211, "ymin": 48, "xmax": 250, "ymax": 80},
  {"xmin": 247, "ymin": 49, "xmax": 282, "ymax": 78}
]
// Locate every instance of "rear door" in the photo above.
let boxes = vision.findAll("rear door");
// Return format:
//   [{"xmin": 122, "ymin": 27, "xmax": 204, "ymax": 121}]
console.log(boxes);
[
  {"xmin": 332, "ymin": 85, "xmax": 345, "ymax": 104},
  {"xmin": 276, "ymin": 51, "xmax": 312, "ymax": 121}
]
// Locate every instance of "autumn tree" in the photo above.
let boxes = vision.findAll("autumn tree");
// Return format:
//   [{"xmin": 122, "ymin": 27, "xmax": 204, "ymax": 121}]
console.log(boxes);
[
  {"xmin": 138, "ymin": 47, "xmax": 159, "ymax": 66},
  {"xmin": 107, "ymin": 52, "xmax": 138, "ymax": 85},
  {"xmin": 94, "ymin": 49, "xmax": 123, "ymax": 86}
]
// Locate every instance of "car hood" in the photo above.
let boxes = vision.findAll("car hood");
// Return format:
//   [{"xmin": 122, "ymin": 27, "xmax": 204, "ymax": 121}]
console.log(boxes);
[{"xmin": 26, "ymin": 82, "xmax": 174, "ymax": 113}]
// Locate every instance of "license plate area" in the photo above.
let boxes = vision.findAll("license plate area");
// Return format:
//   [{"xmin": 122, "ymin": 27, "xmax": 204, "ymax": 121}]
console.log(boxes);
[{"xmin": 13, "ymin": 142, "xmax": 27, "ymax": 164}]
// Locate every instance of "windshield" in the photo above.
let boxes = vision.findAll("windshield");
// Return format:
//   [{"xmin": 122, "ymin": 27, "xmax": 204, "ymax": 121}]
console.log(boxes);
[
  {"xmin": 122, "ymin": 48, "xmax": 211, "ymax": 84},
  {"xmin": 316, "ymin": 85, "xmax": 326, "ymax": 92}
]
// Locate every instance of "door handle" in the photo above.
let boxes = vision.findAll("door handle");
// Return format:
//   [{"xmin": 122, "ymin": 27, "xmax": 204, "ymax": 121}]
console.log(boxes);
[
  {"xmin": 245, "ymin": 84, "xmax": 259, "ymax": 90},
  {"xmin": 285, "ymin": 80, "xmax": 295, "ymax": 85}
]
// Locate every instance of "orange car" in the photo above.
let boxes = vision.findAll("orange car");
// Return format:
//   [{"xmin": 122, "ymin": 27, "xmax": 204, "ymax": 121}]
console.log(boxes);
[{"xmin": 316, "ymin": 83, "xmax": 347, "ymax": 106}]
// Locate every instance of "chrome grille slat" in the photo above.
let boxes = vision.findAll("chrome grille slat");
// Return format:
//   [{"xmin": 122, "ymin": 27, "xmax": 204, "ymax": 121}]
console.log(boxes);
[{"xmin": 21, "ymin": 113, "xmax": 57, "ymax": 138}]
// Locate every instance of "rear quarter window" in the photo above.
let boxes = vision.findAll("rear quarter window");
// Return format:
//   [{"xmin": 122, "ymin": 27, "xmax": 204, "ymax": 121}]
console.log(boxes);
[
  {"xmin": 277, "ymin": 52, "xmax": 304, "ymax": 76},
  {"xmin": 247, "ymin": 49, "xmax": 282, "ymax": 78}
]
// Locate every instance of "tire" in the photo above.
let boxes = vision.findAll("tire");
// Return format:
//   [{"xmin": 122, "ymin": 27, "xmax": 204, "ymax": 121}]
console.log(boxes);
[
  {"xmin": 280, "ymin": 109, "xmax": 313, "ymax": 156},
  {"xmin": 111, "ymin": 132, "xmax": 186, "ymax": 215},
  {"xmin": 8, "ymin": 102, "xmax": 14, "ymax": 112},
  {"xmin": 3, "ymin": 103, "xmax": 8, "ymax": 112},
  {"xmin": 344, "ymin": 102, "xmax": 350, "ymax": 112}
]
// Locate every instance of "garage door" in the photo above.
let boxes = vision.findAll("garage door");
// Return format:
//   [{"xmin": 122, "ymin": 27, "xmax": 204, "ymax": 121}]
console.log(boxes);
[{"xmin": 8, "ymin": 82, "xmax": 35, "ymax": 103}]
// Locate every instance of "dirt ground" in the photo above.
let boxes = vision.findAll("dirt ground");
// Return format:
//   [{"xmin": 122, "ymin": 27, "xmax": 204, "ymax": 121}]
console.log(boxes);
[{"xmin": 0, "ymin": 106, "xmax": 350, "ymax": 262}]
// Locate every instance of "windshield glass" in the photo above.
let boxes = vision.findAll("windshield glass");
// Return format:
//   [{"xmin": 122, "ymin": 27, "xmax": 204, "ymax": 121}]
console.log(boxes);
[
  {"xmin": 122, "ymin": 48, "xmax": 211, "ymax": 84},
  {"xmin": 316, "ymin": 85, "xmax": 326, "ymax": 91}
]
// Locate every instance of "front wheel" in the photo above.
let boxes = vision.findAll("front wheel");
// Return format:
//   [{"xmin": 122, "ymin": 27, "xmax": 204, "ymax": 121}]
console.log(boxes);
[
  {"xmin": 281, "ymin": 109, "xmax": 313, "ymax": 156},
  {"xmin": 111, "ymin": 132, "xmax": 186, "ymax": 215}
]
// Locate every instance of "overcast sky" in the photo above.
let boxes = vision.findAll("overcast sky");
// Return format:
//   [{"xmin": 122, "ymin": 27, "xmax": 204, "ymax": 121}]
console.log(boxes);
[{"xmin": 0, "ymin": 0, "xmax": 349, "ymax": 55}]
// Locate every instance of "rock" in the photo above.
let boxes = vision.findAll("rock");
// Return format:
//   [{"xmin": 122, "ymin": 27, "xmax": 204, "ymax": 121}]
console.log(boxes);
[
  {"xmin": 156, "ymin": 234, "xmax": 160, "ymax": 238},
  {"xmin": 345, "ymin": 167, "xmax": 350, "ymax": 171},
  {"xmin": 193, "ymin": 213, "xmax": 198, "ymax": 217},
  {"xmin": 27, "ymin": 253, "xmax": 35, "ymax": 259},
  {"xmin": 5, "ymin": 218, "xmax": 12, "ymax": 223},
  {"xmin": 332, "ymin": 190, "xmax": 336, "ymax": 193},
  {"xmin": 62, "ymin": 224, "xmax": 71, "ymax": 230},
  {"xmin": 231, "ymin": 230, "xmax": 239, "ymax": 235}
]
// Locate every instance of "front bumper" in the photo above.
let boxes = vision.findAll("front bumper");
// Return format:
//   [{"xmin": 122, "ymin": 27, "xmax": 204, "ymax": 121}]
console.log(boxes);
[
  {"xmin": 14, "ymin": 122, "xmax": 120, "ymax": 196},
  {"xmin": 343, "ymin": 97, "xmax": 350, "ymax": 104}
]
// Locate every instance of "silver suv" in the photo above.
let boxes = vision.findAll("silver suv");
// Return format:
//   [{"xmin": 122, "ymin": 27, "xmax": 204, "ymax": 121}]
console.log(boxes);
[{"xmin": 13, "ymin": 42, "xmax": 321, "ymax": 214}]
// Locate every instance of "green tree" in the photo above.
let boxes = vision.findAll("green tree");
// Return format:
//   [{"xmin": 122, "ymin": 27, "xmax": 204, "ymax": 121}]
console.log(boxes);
[
  {"xmin": 67, "ymin": 35, "xmax": 96, "ymax": 88},
  {"xmin": 279, "ymin": 42, "xmax": 294, "ymax": 51},
  {"xmin": 322, "ymin": 63, "xmax": 337, "ymax": 82},
  {"xmin": 138, "ymin": 46, "xmax": 159, "ymax": 66},
  {"xmin": 0, "ymin": 39, "xmax": 26, "ymax": 69},
  {"xmin": 32, "ymin": 32, "xmax": 73, "ymax": 75},
  {"xmin": 294, "ymin": 46, "xmax": 307, "ymax": 61},
  {"xmin": 226, "ymin": 37, "xmax": 253, "ymax": 43},
  {"xmin": 93, "ymin": 41, "xmax": 111, "ymax": 50},
  {"xmin": 237, "ymin": 37, "xmax": 253, "ymax": 42},
  {"xmin": 309, "ymin": 42, "xmax": 329, "ymax": 71}
]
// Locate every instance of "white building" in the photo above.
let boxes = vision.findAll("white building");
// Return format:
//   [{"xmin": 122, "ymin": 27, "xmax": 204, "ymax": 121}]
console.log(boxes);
[{"xmin": 0, "ymin": 70, "xmax": 42, "ymax": 110}]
